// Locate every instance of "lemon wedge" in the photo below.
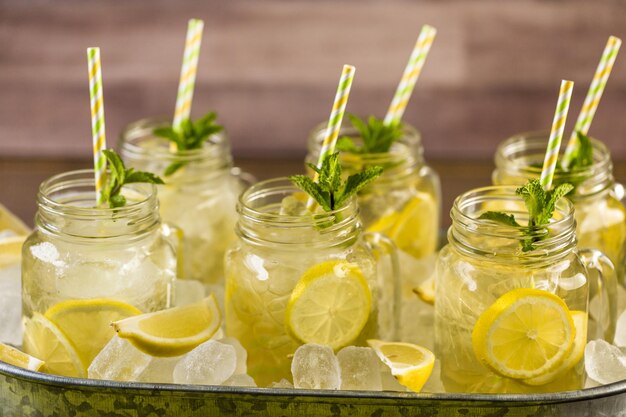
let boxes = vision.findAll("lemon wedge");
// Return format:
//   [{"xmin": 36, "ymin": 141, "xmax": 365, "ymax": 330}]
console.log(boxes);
[
  {"xmin": 367, "ymin": 339, "xmax": 435, "ymax": 393},
  {"xmin": 22, "ymin": 313, "xmax": 85, "ymax": 377},
  {"xmin": 286, "ymin": 260, "xmax": 371, "ymax": 350},
  {"xmin": 523, "ymin": 310, "xmax": 587, "ymax": 386},
  {"xmin": 112, "ymin": 294, "xmax": 221, "ymax": 357},
  {"xmin": 413, "ymin": 275, "xmax": 435, "ymax": 305},
  {"xmin": 367, "ymin": 192, "xmax": 437, "ymax": 259},
  {"xmin": 0, "ymin": 236, "xmax": 25, "ymax": 269},
  {"xmin": 0, "ymin": 342, "xmax": 44, "ymax": 372},
  {"xmin": 45, "ymin": 298, "xmax": 142, "ymax": 367},
  {"xmin": 472, "ymin": 288, "xmax": 575, "ymax": 380}
]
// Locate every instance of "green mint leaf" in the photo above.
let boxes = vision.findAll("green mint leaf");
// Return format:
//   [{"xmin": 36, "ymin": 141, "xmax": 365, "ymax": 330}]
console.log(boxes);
[
  {"xmin": 567, "ymin": 131, "xmax": 593, "ymax": 170},
  {"xmin": 515, "ymin": 180, "xmax": 546, "ymax": 227},
  {"xmin": 538, "ymin": 183, "xmax": 574, "ymax": 225},
  {"xmin": 288, "ymin": 175, "xmax": 331, "ymax": 211},
  {"xmin": 125, "ymin": 170, "xmax": 165, "ymax": 185},
  {"xmin": 318, "ymin": 153, "xmax": 342, "ymax": 195},
  {"xmin": 336, "ymin": 166, "xmax": 384, "ymax": 207},
  {"xmin": 338, "ymin": 114, "xmax": 404, "ymax": 154},
  {"xmin": 478, "ymin": 211, "xmax": 521, "ymax": 227},
  {"xmin": 306, "ymin": 162, "xmax": 322, "ymax": 176},
  {"xmin": 152, "ymin": 111, "xmax": 223, "ymax": 176},
  {"xmin": 100, "ymin": 149, "xmax": 164, "ymax": 208},
  {"xmin": 335, "ymin": 136, "xmax": 362, "ymax": 153}
]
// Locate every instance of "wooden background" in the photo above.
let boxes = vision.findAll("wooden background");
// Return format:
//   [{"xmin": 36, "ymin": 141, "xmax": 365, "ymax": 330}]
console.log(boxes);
[{"xmin": 2, "ymin": 0, "xmax": 626, "ymax": 226}]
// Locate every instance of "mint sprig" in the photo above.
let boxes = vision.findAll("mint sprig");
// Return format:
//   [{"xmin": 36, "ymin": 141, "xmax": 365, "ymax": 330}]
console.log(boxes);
[
  {"xmin": 153, "ymin": 112, "xmax": 224, "ymax": 176},
  {"xmin": 102, "ymin": 149, "xmax": 164, "ymax": 208},
  {"xmin": 563, "ymin": 130, "xmax": 593, "ymax": 171},
  {"xmin": 336, "ymin": 114, "xmax": 404, "ymax": 154},
  {"xmin": 289, "ymin": 152, "xmax": 383, "ymax": 211},
  {"xmin": 479, "ymin": 179, "xmax": 573, "ymax": 251}
]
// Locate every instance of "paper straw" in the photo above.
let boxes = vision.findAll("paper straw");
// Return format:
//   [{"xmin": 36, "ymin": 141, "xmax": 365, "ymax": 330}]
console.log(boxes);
[
  {"xmin": 540, "ymin": 80, "xmax": 574, "ymax": 190},
  {"xmin": 172, "ymin": 19, "xmax": 204, "ymax": 137},
  {"xmin": 562, "ymin": 36, "xmax": 621, "ymax": 167},
  {"xmin": 383, "ymin": 25, "xmax": 437, "ymax": 126},
  {"xmin": 306, "ymin": 64, "xmax": 356, "ymax": 209},
  {"xmin": 87, "ymin": 47, "xmax": 107, "ymax": 205}
]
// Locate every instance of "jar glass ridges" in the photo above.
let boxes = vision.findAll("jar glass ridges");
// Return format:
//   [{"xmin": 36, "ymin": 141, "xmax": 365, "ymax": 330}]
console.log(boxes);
[
  {"xmin": 493, "ymin": 132, "xmax": 624, "ymax": 339},
  {"xmin": 22, "ymin": 170, "xmax": 177, "ymax": 375},
  {"xmin": 435, "ymin": 186, "xmax": 589, "ymax": 394},
  {"xmin": 120, "ymin": 118, "xmax": 242, "ymax": 286},
  {"xmin": 224, "ymin": 178, "xmax": 381, "ymax": 386}
]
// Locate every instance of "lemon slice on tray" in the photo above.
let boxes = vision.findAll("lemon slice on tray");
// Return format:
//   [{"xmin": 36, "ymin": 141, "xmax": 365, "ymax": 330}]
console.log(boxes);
[
  {"xmin": 45, "ymin": 298, "xmax": 142, "ymax": 367},
  {"xmin": 0, "ymin": 342, "xmax": 44, "ymax": 372},
  {"xmin": 367, "ymin": 339, "xmax": 435, "ymax": 393},
  {"xmin": 112, "ymin": 294, "xmax": 221, "ymax": 357},
  {"xmin": 472, "ymin": 288, "xmax": 575, "ymax": 380},
  {"xmin": 286, "ymin": 260, "xmax": 371, "ymax": 350},
  {"xmin": 23, "ymin": 313, "xmax": 85, "ymax": 377}
]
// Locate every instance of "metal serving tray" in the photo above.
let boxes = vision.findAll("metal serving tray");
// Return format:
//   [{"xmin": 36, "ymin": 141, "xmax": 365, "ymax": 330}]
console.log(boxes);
[{"xmin": 1, "ymin": 361, "xmax": 625, "ymax": 417}]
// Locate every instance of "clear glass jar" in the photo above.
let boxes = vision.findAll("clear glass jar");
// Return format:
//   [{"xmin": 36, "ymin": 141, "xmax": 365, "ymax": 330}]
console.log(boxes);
[
  {"xmin": 22, "ymin": 170, "xmax": 177, "ymax": 375},
  {"xmin": 435, "ymin": 186, "xmax": 612, "ymax": 394},
  {"xmin": 224, "ymin": 178, "xmax": 397, "ymax": 386},
  {"xmin": 120, "ymin": 118, "xmax": 244, "ymax": 288},
  {"xmin": 493, "ymin": 132, "xmax": 624, "ymax": 340}
]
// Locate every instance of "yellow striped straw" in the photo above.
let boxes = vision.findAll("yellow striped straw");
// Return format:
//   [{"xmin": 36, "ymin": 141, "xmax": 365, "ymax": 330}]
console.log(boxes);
[
  {"xmin": 87, "ymin": 47, "xmax": 107, "ymax": 205},
  {"xmin": 383, "ymin": 25, "xmax": 437, "ymax": 126},
  {"xmin": 172, "ymin": 19, "xmax": 204, "ymax": 140},
  {"xmin": 306, "ymin": 64, "xmax": 356, "ymax": 210},
  {"xmin": 540, "ymin": 80, "xmax": 574, "ymax": 190},
  {"xmin": 562, "ymin": 36, "xmax": 621, "ymax": 168}
]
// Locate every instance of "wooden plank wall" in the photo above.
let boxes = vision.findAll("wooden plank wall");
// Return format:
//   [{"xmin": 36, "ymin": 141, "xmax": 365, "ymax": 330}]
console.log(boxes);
[{"xmin": 1, "ymin": 0, "xmax": 626, "ymax": 224}]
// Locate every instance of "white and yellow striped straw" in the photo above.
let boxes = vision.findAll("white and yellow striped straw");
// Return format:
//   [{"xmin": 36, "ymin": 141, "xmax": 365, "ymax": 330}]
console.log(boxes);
[
  {"xmin": 87, "ymin": 47, "xmax": 107, "ymax": 205},
  {"xmin": 383, "ymin": 25, "xmax": 437, "ymax": 126},
  {"xmin": 306, "ymin": 64, "xmax": 356, "ymax": 209},
  {"xmin": 172, "ymin": 19, "xmax": 204, "ymax": 138},
  {"xmin": 561, "ymin": 36, "xmax": 621, "ymax": 168},
  {"xmin": 540, "ymin": 80, "xmax": 574, "ymax": 190}
]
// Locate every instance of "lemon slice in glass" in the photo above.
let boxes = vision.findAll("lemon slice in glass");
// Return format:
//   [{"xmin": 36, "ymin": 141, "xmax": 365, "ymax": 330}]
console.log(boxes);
[
  {"xmin": 523, "ymin": 310, "xmax": 587, "ymax": 386},
  {"xmin": 23, "ymin": 313, "xmax": 85, "ymax": 377},
  {"xmin": 45, "ymin": 298, "xmax": 142, "ymax": 367},
  {"xmin": 472, "ymin": 288, "xmax": 575, "ymax": 380},
  {"xmin": 112, "ymin": 294, "xmax": 221, "ymax": 357},
  {"xmin": 0, "ymin": 341, "xmax": 44, "ymax": 372},
  {"xmin": 413, "ymin": 275, "xmax": 435, "ymax": 305},
  {"xmin": 286, "ymin": 260, "xmax": 371, "ymax": 350},
  {"xmin": 367, "ymin": 339, "xmax": 435, "ymax": 393},
  {"xmin": 367, "ymin": 192, "xmax": 437, "ymax": 259}
]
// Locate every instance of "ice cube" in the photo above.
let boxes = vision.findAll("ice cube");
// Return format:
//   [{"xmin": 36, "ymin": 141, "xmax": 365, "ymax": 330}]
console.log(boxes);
[
  {"xmin": 173, "ymin": 279, "xmax": 205, "ymax": 307},
  {"xmin": 0, "ymin": 264, "xmax": 22, "ymax": 345},
  {"xmin": 279, "ymin": 196, "xmax": 307, "ymax": 216},
  {"xmin": 336, "ymin": 346, "xmax": 382, "ymax": 391},
  {"xmin": 219, "ymin": 337, "xmax": 247, "ymax": 375},
  {"xmin": 291, "ymin": 344, "xmax": 340, "ymax": 390},
  {"xmin": 173, "ymin": 340, "xmax": 236, "ymax": 385},
  {"xmin": 584, "ymin": 339, "xmax": 626, "ymax": 384},
  {"xmin": 88, "ymin": 336, "xmax": 151, "ymax": 381},
  {"xmin": 270, "ymin": 379, "xmax": 294, "ymax": 389},
  {"xmin": 222, "ymin": 373, "xmax": 257, "ymax": 387},
  {"xmin": 614, "ymin": 310, "xmax": 626, "ymax": 348},
  {"xmin": 137, "ymin": 356, "xmax": 182, "ymax": 384},
  {"xmin": 421, "ymin": 359, "xmax": 445, "ymax": 393}
]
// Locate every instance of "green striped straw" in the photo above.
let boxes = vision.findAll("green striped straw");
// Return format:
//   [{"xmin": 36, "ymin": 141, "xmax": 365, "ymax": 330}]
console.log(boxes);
[
  {"xmin": 540, "ymin": 80, "xmax": 574, "ymax": 190},
  {"xmin": 561, "ymin": 36, "xmax": 622, "ymax": 168},
  {"xmin": 384, "ymin": 25, "xmax": 437, "ymax": 126},
  {"xmin": 87, "ymin": 47, "xmax": 107, "ymax": 205},
  {"xmin": 306, "ymin": 64, "xmax": 356, "ymax": 210},
  {"xmin": 172, "ymin": 19, "xmax": 204, "ymax": 137}
]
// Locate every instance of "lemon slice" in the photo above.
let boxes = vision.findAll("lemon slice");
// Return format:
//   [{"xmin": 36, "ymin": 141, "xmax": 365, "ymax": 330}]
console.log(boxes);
[
  {"xmin": 45, "ymin": 298, "xmax": 142, "ymax": 367},
  {"xmin": 0, "ymin": 203, "xmax": 30, "ymax": 236},
  {"xmin": 22, "ymin": 313, "xmax": 85, "ymax": 377},
  {"xmin": 472, "ymin": 288, "xmax": 575, "ymax": 380},
  {"xmin": 112, "ymin": 294, "xmax": 221, "ymax": 357},
  {"xmin": 413, "ymin": 275, "xmax": 435, "ymax": 305},
  {"xmin": 367, "ymin": 339, "xmax": 435, "ymax": 393},
  {"xmin": 0, "ymin": 235, "xmax": 25, "ymax": 269},
  {"xmin": 367, "ymin": 193, "xmax": 437, "ymax": 259},
  {"xmin": 0, "ymin": 342, "xmax": 44, "ymax": 372},
  {"xmin": 286, "ymin": 260, "xmax": 371, "ymax": 350},
  {"xmin": 523, "ymin": 310, "xmax": 587, "ymax": 386}
]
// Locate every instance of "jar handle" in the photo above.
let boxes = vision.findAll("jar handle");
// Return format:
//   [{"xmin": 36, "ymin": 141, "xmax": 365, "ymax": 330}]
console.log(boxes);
[
  {"xmin": 363, "ymin": 232, "xmax": 401, "ymax": 341},
  {"xmin": 160, "ymin": 222, "xmax": 186, "ymax": 279},
  {"xmin": 230, "ymin": 167, "xmax": 257, "ymax": 191},
  {"xmin": 578, "ymin": 248, "xmax": 617, "ymax": 342}
]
